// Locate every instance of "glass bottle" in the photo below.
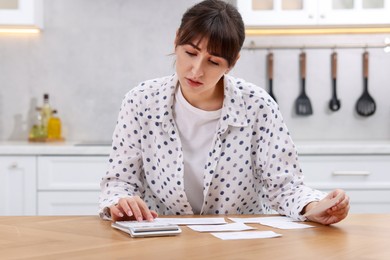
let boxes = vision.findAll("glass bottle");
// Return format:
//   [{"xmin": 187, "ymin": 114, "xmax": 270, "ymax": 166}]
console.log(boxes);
[
  {"xmin": 47, "ymin": 109, "xmax": 62, "ymax": 139},
  {"xmin": 41, "ymin": 93, "xmax": 52, "ymax": 137},
  {"xmin": 29, "ymin": 107, "xmax": 45, "ymax": 140}
]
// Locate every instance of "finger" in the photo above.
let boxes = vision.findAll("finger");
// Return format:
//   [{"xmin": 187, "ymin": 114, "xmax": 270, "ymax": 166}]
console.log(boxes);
[
  {"xmin": 331, "ymin": 195, "xmax": 350, "ymax": 211},
  {"xmin": 150, "ymin": 210, "xmax": 159, "ymax": 219},
  {"xmin": 327, "ymin": 204, "xmax": 350, "ymax": 221},
  {"xmin": 128, "ymin": 198, "xmax": 144, "ymax": 222},
  {"xmin": 110, "ymin": 205, "xmax": 124, "ymax": 221},
  {"xmin": 118, "ymin": 199, "xmax": 134, "ymax": 217},
  {"xmin": 136, "ymin": 197, "xmax": 154, "ymax": 221}
]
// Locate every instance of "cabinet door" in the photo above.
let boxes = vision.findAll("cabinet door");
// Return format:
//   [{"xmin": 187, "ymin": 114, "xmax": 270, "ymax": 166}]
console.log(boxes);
[
  {"xmin": 299, "ymin": 155, "xmax": 390, "ymax": 213},
  {"xmin": 0, "ymin": 156, "xmax": 36, "ymax": 215},
  {"xmin": 37, "ymin": 155, "xmax": 106, "ymax": 216},
  {"xmin": 0, "ymin": 0, "xmax": 43, "ymax": 28},
  {"xmin": 38, "ymin": 191, "xmax": 100, "ymax": 216},
  {"xmin": 237, "ymin": 0, "xmax": 317, "ymax": 27},
  {"xmin": 237, "ymin": 0, "xmax": 390, "ymax": 27},
  {"xmin": 319, "ymin": 0, "xmax": 390, "ymax": 26},
  {"xmin": 38, "ymin": 156, "xmax": 107, "ymax": 191}
]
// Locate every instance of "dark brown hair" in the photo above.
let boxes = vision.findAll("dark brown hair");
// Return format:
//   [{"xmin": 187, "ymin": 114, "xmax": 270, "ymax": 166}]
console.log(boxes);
[{"xmin": 176, "ymin": 0, "xmax": 245, "ymax": 67}]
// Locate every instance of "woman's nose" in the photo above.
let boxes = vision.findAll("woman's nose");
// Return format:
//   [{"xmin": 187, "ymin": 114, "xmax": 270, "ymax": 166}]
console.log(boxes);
[{"xmin": 191, "ymin": 58, "xmax": 204, "ymax": 78}]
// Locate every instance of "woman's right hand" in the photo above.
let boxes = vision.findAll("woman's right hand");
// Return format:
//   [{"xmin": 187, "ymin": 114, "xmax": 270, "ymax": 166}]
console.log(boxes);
[{"xmin": 109, "ymin": 196, "xmax": 158, "ymax": 222}]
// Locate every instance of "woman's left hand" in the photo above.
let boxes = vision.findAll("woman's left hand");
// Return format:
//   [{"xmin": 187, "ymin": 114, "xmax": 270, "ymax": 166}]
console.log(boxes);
[{"xmin": 304, "ymin": 189, "xmax": 350, "ymax": 225}]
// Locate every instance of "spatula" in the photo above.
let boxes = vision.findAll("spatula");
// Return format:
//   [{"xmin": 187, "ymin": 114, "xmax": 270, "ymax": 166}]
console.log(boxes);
[
  {"xmin": 295, "ymin": 51, "xmax": 313, "ymax": 116},
  {"xmin": 329, "ymin": 51, "xmax": 341, "ymax": 111},
  {"xmin": 267, "ymin": 52, "xmax": 277, "ymax": 103},
  {"xmin": 356, "ymin": 51, "xmax": 376, "ymax": 117}
]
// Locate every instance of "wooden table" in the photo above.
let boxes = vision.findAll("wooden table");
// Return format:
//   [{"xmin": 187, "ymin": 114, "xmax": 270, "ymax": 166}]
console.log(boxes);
[{"xmin": 1, "ymin": 214, "xmax": 389, "ymax": 259}]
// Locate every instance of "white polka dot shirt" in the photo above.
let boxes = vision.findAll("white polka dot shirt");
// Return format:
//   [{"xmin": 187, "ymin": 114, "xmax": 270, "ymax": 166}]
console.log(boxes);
[{"xmin": 99, "ymin": 73, "xmax": 326, "ymax": 221}]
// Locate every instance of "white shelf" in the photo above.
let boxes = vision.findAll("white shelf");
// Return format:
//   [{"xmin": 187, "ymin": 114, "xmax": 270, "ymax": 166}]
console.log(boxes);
[{"xmin": 0, "ymin": 0, "xmax": 43, "ymax": 29}]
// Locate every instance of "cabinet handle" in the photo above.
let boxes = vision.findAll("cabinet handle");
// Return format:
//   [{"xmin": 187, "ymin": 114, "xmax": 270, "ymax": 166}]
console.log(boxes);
[
  {"xmin": 332, "ymin": 171, "xmax": 370, "ymax": 176},
  {"xmin": 9, "ymin": 162, "xmax": 19, "ymax": 169}
]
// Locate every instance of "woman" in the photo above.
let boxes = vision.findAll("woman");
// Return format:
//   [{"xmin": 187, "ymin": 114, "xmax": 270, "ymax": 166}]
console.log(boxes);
[{"xmin": 99, "ymin": 0, "xmax": 349, "ymax": 225}]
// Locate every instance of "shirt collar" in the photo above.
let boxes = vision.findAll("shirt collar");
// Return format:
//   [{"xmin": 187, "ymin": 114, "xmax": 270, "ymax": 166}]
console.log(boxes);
[{"xmin": 144, "ymin": 73, "xmax": 248, "ymax": 130}]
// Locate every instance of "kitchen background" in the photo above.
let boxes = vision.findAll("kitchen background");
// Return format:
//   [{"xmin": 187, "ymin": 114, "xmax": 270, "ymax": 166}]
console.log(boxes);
[{"xmin": 0, "ymin": 0, "xmax": 390, "ymax": 143}]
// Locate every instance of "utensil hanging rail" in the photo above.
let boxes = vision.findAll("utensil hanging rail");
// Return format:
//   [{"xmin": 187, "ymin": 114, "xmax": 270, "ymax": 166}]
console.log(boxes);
[{"xmin": 243, "ymin": 40, "xmax": 390, "ymax": 51}]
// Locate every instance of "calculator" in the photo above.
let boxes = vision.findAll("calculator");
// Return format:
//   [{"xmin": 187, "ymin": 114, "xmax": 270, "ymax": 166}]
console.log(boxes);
[{"xmin": 112, "ymin": 221, "xmax": 182, "ymax": 238}]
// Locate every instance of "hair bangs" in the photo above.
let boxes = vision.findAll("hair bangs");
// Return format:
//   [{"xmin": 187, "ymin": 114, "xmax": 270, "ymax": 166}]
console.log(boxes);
[
  {"xmin": 206, "ymin": 16, "xmax": 239, "ymax": 67},
  {"xmin": 176, "ymin": 0, "xmax": 245, "ymax": 67}
]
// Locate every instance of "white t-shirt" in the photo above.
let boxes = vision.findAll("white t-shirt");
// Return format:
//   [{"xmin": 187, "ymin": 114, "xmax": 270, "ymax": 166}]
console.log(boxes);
[{"xmin": 173, "ymin": 85, "xmax": 221, "ymax": 214}]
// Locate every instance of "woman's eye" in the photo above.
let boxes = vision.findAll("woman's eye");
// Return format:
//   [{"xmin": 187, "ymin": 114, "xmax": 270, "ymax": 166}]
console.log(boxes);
[
  {"xmin": 209, "ymin": 60, "xmax": 219, "ymax": 66},
  {"xmin": 185, "ymin": 51, "xmax": 196, "ymax": 56}
]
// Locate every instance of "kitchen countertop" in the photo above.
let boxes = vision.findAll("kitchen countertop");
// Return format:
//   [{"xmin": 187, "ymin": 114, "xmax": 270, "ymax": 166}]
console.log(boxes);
[
  {"xmin": 0, "ymin": 141, "xmax": 111, "ymax": 155},
  {"xmin": 1, "ymin": 140, "xmax": 390, "ymax": 156}
]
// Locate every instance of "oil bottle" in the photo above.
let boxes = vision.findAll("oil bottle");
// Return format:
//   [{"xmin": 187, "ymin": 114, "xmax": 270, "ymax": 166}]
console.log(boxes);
[
  {"xmin": 41, "ymin": 93, "xmax": 52, "ymax": 137},
  {"xmin": 47, "ymin": 109, "xmax": 62, "ymax": 139}
]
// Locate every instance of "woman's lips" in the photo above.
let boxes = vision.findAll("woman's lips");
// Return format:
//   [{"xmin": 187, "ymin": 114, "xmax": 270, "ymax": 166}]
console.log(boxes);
[{"xmin": 186, "ymin": 78, "xmax": 203, "ymax": 87}]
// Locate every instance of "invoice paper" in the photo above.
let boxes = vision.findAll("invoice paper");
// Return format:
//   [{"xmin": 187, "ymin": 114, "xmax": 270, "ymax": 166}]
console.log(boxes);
[
  {"xmin": 211, "ymin": 231, "xmax": 282, "ymax": 240},
  {"xmin": 155, "ymin": 217, "xmax": 227, "ymax": 225},
  {"xmin": 229, "ymin": 216, "xmax": 314, "ymax": 229},
  {"xmin": 187, "ymin": 223, "xmax": 255, "ymax": 232}
]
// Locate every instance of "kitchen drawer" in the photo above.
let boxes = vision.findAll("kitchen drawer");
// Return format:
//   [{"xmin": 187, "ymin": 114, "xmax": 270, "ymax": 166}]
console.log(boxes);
[
  {"xmin": 299, "ymin": 155, "xmax": 390, "ymax": 213},
  {"xmin": 347, "ymin": 190, "xmax": 390, "ymax": 213},
  {"xmin": 37, "ymin": 156, "xmax": 107, "ymax": 190},
  {"xmin": 299, "ymin": 155, "xmax": 390, "ymax": 190},
  {"xmin": 38, "ymin": 191, "xmax": 100, "ymax": 215}
]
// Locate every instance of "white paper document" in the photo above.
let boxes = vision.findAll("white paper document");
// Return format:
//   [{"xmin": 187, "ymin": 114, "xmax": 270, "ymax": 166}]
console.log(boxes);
[
  {"xmin": 304, "ymin": 193, "xmax": 344, "ymax": 217},
  {"xmin": 229, "ymin": 216, "xmax": 314, "ymax": 229},
  {"xmin": 211, "ymin": 231, "xmax": 282, "ymax": 240},
  {"xmin": 259, "ymin": 221, "xmax": 314, "ymax": 229},
  {"xmin": 155, "ymin": 217, "xmax": 227, "ymax": 225},
  {"xmin": 229, "ymin": 216, "xmax": 295, "ymax": 224},
  {"xmin": 187, "ymin": 223, "xmax": 255, "ymax": 232}
]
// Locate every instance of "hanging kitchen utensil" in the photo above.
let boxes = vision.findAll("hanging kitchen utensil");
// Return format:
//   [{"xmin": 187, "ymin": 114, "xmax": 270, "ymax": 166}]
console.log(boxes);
[
  {"xmin": 356, "ymin": 51, "xmax": 376, "ymax": 117},
  {"xmin": 329, "ymin": 51, "xmax": 341, "ymax": 111},
  {"xmin": 267, "ymin": 52, "xmax": 277, "ymax": 103},
  {"xmin": 295, "ymin": 51, "xmax": 313, "ymax": 116}
]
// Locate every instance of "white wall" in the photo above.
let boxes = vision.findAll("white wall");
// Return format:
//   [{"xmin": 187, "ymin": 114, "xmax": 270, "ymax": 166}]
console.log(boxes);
[{"xmin": 0, "ymin": 0, "xmax": 389, "ymax": 142}]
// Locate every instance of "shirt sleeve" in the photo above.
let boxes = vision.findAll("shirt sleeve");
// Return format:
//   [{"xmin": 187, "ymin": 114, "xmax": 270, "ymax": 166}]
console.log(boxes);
[
  {"xmin": 98, "ymin": 90, "xmax": 145, "ymax": 218},
  {"xmin": 256, "ymin": 101, "xmax": 327, "ymax": 221}
]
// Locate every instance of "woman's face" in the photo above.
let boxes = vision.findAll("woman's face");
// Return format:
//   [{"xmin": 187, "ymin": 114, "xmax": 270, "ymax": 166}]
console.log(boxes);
[{"xmin": 175, "ymin": 37, "xmax": 230, "ymax": 109}]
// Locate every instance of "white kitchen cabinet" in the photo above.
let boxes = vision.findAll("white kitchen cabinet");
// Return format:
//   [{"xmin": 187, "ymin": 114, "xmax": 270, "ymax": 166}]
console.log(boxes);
[
  {"xmin": 38, "ymin": 191, "xmax": 100, "ymax": 216},
  {"xmin": 0, "ymin": 156, "xmax": 36, "ymax": 216},
  {"xmin": 319, "ymin": 0, "xmax": 390, "ymax": 26},
  {"xmin": 299, "ymin": 155, "xmax": 390, "ymax": 213},
  {"xmin": 237, "ymin": 0, "xmax": 317, "ymax": 26},
  {"xmin": 0, "ymin": 0, "xmax": 43, "ymax": 28},
  {"xmin": 237, "ymin": 0, "xmax": 390, "ymax": 27},
  {"xmin": 37, "ymin": 156, "xmax": 107, "ymax": 216}
]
